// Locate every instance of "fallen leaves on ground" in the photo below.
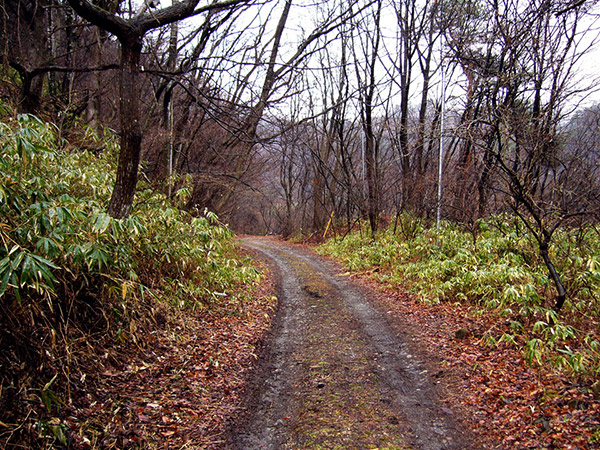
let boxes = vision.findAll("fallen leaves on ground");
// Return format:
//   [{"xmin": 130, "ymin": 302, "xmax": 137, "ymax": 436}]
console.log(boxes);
[{"xmin": 64, "ymin": 270, "xmax": 277, "ymax": 449}]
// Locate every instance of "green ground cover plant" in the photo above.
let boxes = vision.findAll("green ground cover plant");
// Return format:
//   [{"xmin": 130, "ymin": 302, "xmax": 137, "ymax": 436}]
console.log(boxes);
[
  {"xmin": 318, "ymin": 215, "xmax": 600, "ymax": 379},
  {"xmin": 0, "ymin": 105, "xmax": 262, "ymax": 447}
]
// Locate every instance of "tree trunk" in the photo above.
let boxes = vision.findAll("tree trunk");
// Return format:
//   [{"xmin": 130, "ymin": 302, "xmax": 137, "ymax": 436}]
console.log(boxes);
[
  {"xmin": 17, "ymin": 72, "xmax": 45, "ymax": 114},
  {"xmin": 539, "ymin": 240, "xmax": 567, "ymax": 312},
  {"xmin": 312, "ymin": 163, "xmax": 328, "ymax": 232},
  {"xmin": 399, "ymin": 83, "xmax": 411, "ymax": 211},
  {"xmin": 86, "ymin": 29, "xmax": 106, "ymax": 134},
  {"xmin": 364, "ymin": 126, "xmax": 378, "ymax": 234},
  {"xmin": 107, "ymin": 35, "xmax": 143, "ymax": 218}
]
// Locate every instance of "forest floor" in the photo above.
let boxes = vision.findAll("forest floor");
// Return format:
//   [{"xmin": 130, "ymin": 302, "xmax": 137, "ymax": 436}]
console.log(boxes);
[
  {"xmin": 225, "ymin": 236, "xmax": 475, "ymax": 449},
  {"xmin": 67, "ymin": 236, "xmax": 600, "ymax": 449},
  {"xmin": 225, "ymin": 236, "xmax": 600, "ymax": 449}
]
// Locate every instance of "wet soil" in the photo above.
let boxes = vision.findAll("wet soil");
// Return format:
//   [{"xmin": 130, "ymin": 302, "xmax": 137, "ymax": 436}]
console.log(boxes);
[{"xmin": 226, "ymin": 237, "xmax": 473, "ymax": 450}]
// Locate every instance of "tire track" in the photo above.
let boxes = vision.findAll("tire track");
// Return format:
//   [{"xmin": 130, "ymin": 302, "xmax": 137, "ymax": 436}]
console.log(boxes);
[{"xmin": 227, "ymin": 237, "xmax": 472, "ymax": 450}]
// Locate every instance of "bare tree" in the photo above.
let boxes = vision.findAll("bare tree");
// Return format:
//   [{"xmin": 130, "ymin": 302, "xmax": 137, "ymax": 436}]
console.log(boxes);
[
  {"xmin": 208, "ymin": 0, "xmax": 372, "ymax": 215},
  {"xmin": 448, "ymin": 0, "xmax": 600, "ymax": 312},
  {"xmin": 382, "ymin": 0, "xmax": 444, "ymax": 216},
  {"xmin": 1, "ymin": 0, "xmax": 118, "ymax": 116},
  {"xmin": 353, "ymin": 0, "xmax": 383, "ymax": 234},
  {"xmin": 66, "ymin": 0, "xmax": 253, "ymax": 218},
  {"xmin": 2, "ymin": 0, "xmax": 54, "ymax": 113}
]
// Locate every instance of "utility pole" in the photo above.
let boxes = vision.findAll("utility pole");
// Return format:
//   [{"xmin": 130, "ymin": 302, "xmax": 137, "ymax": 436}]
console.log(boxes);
[
  {"xmin": 168, "ymin": 97, "xmax": 174, "ymax": 198},
  {"xmin": 167, "ymin": 4, "xmax": 178, "ymax": 199},
  {"xmin": 436, "ymin": 42, "xmax": 445, "ymax": 229}
]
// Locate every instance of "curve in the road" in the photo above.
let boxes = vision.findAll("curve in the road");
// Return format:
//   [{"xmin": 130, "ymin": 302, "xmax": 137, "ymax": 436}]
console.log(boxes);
[{"xmin": 228, "ymin": 237, "xmax": 472, "ymax": 450}]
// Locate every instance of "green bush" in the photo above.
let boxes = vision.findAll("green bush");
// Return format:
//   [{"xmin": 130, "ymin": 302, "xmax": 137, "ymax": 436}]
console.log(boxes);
[
  {"xmin": 0, "ymin": 112, "xmax": 260, "ymax": 309},
  {"xmin": 318, "ymin": 216, "xmax": 600, "ymax": 377},
  {"xmin": 0, "ymin": 108, "xmax": 263, "ymax": 447}
]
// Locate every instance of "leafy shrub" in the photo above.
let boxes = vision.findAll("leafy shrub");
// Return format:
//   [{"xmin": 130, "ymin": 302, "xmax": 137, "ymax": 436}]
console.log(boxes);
[
  {"xmin": 0, "ymin": 107, "xmax": 262, "ymax": 448},
  {"xmin": 0, "ymin": 112, "xmax": 258, "ymax": 306},
  {"xmin": 319, "ymin": 216, "xmax": 600, "ymax": 378}
]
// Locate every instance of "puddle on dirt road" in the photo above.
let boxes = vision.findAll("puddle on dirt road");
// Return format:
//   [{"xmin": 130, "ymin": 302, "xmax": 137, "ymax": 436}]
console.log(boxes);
[{"xmin": 227, "ymin": 237, "xmax": 472, "ymax": 450}]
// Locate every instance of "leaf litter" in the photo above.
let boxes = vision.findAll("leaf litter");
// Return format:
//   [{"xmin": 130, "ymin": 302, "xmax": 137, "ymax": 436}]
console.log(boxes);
[{"xmin": 61, "ymin": 263, "xmax": 277, "ymax": 450}]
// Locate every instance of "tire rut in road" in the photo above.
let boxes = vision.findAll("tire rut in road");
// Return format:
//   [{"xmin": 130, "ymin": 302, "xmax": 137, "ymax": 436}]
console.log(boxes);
[{"xmin": 227, "ymin": 237, "xmax": 471, "ymax": 450}]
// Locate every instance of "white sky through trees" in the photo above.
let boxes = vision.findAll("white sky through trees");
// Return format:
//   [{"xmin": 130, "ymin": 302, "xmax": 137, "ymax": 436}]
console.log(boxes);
[{"xmin": 135, "ymin": 0, "xmax": 600, "ymax": 127}]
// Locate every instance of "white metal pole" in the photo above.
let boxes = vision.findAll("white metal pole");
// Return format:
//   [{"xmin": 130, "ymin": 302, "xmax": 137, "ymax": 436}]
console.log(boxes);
[
  {"xmin": 168, "ymin": 97, "xmax": 174, "ymax": 198},
  {"xmin": 436, "ymin": 46, "xmax": 445, "ymax": 229},
  {"xmin": 167, "ymin": 2, "xmax": 177, "ymax": 199}
]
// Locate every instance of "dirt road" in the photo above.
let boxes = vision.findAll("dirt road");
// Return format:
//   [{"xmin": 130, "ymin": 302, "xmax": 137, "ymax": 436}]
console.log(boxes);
[{"xmin": 227, "ymin": 237, "xmax": 472, "ymax": 450}]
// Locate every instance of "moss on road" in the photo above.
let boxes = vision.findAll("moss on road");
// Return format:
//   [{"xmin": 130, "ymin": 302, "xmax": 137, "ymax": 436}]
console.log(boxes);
[{"xmin": 228, "ymin": 237, "xmax": 471, "ymax": 450}]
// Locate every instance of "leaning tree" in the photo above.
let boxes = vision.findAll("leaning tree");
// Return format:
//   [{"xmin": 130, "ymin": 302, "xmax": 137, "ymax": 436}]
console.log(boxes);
[{"xmin": 66, "ymin": 0, "xmax": 254, "ymax": 218}]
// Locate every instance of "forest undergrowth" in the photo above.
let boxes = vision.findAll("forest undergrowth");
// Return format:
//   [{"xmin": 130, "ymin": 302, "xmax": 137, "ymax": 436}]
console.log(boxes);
[
  {"xmin": 318, "ymin": 216, "xmax": 600, "ymax": 448},
  {"xmin": 0, "ymin": 106, "xmax": 273, "ymax": 449}
]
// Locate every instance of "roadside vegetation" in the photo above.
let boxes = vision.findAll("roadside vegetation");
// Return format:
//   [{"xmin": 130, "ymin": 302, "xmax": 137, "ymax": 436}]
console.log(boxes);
[
  {"xmin": 320, "ymin": 216, "xmax": 600, "ymax": 379},
  {"xmin": 319, "ymin": 217, "xmax": 600, "ymax": 448},
  {"xmin": 0, "ymin": 106, "xmax": 271, "ymax": 449}
]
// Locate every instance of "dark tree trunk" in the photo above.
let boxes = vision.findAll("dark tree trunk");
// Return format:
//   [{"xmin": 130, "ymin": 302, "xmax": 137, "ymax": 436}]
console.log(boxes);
[
  {"xmin": 477, "ymin": 133, "xmax": 495, "ymax": 217},
  {"xmin": 364, "ymin": 126, "xmax": 378, "ymax": 234},
  {"xmin": 312, "ymin": 168, "xmax": 328, "ymax": 232},
  {"xmin": 399, "ymin": 84, "xmax": 411, "ymax": 211},
  {"xmin": 17, "ymin": 72, "xmax": 45, "ymax": 114},
  {"xmin": 361, "ymin": 0, "xmax": 382, "ymax": 235},
  {"xmin": 107, "ymin": 35, "xmax": 143, "ymax": 218},
  {"xmin": 540, "ymin": 240, "xmax": 567, "ymax": 312}
]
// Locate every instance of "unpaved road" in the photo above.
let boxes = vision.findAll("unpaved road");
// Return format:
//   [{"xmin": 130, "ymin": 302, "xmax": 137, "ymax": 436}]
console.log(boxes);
[{"xmin": 227, "ymin": 237, "xmax": 472, "ymax": 450}]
